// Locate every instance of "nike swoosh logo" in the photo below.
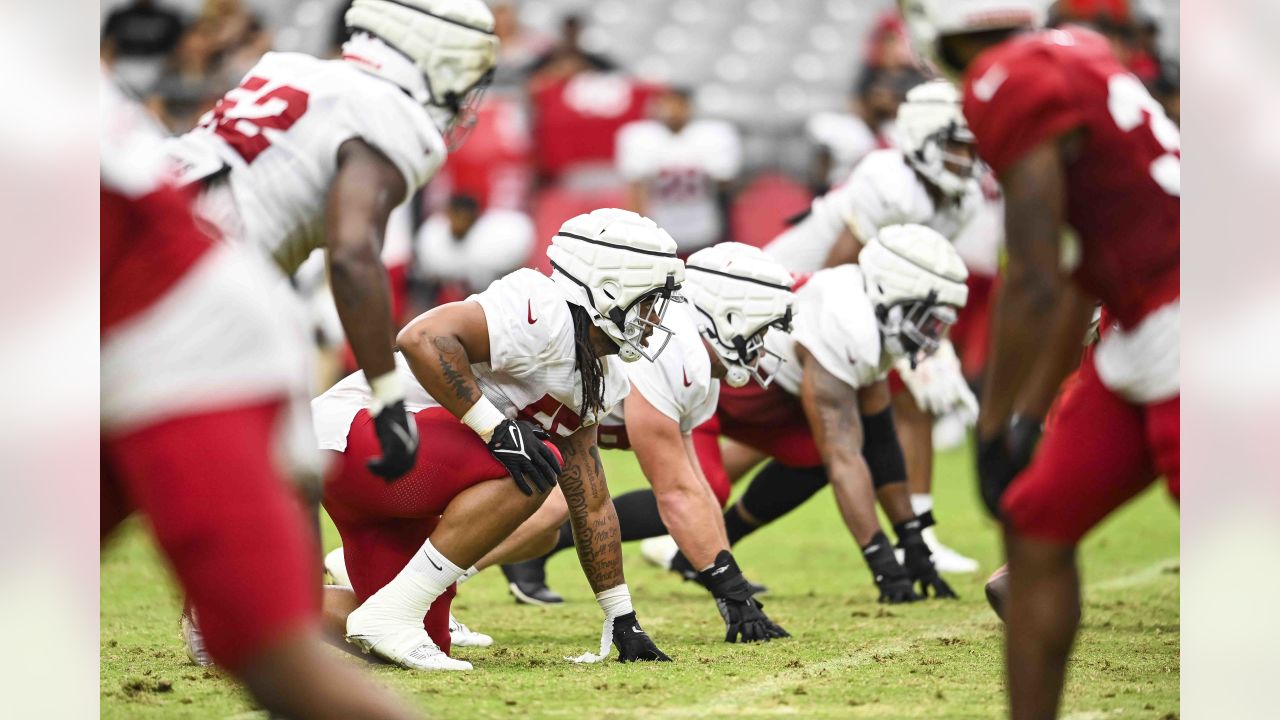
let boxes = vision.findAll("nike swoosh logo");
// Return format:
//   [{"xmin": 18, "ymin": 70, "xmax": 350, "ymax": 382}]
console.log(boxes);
[
  {"xmin": 423, "ymin": 549, "xmax": 443, "ymax": 572},
  {"xmin": 527, "ymin": 300, "xmax": 537, "ymax": 325},
  {"xmin": 846, "ymin": 349, "xmax": 858, "ymax": 365},
  {"xmin": 631, "ymin": 625, "xmax": 643, "ymax": 634},
  {"xmin": 682, "ymin": 368, "xmax": 692, "ymax": 387},
  {"xmin": 390, "ymin": 422, "xmax": 416, "ymax": 450},
  {"xmin": 973, "ymin": 63, "xmax": 1008, "ymax": 102}
]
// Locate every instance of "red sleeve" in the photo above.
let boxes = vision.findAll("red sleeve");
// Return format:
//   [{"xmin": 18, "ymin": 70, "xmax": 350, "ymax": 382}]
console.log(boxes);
[{"xmin": 963, "ymin": 41, "xmax": 1086, "ymax": 176}]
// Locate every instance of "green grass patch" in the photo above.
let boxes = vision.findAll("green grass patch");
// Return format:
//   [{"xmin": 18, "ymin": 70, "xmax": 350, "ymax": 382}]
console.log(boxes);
[{"xmin": 101, "ymin": 444, "xmax": 1179, "ymax": 718}]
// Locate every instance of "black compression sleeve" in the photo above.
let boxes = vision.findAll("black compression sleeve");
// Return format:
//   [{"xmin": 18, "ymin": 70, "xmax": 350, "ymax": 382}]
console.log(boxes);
[
  {"xmin": 737, "ymin": 461, "xmax": 829, "ymax": 529},
  {"xmin": 613, "ymin": 489, "xmax": 670, "ymax": 542},
  {"xmin": 861, "ymin": 407, "xmax": 907, "ymax": 489}
]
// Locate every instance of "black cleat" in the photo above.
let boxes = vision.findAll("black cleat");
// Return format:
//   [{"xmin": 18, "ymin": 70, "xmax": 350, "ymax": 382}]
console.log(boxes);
[{"xmin": 501, "ymin": 559, "xmax": 563, "ymax": 606}]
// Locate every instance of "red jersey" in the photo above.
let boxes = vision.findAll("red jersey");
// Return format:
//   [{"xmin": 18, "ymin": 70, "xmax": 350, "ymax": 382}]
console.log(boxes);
[
  {"xmin": 962, "ymin": 26, "xmax": 1179, "ymax": 329},
  {"xmin": 529, "ymin": 72, "xmax": 655, "ymax": 182}
]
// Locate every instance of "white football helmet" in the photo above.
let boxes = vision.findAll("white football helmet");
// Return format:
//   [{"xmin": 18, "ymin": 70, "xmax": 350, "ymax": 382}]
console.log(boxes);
[
  {"xmin": 345, "ymin": 0, "xmax": 498, "ymax": 147},
  {"xmin": 898, "ymin": 0, "xmax": 1047, "ymax": 73},
  {"xmin": 859, "ymin": 224, "xmax": 969, "ymax": 368},
  {"xmin": 683, "ymin": 243, "xmax": 796, "ymax": 388},
  {"xmin": 547, "ymin": 209, "xmax": 685, "ymax": 363},
  {"xmin": 896, "ymin": 80, "xmax": 977, "ymax": 199}
]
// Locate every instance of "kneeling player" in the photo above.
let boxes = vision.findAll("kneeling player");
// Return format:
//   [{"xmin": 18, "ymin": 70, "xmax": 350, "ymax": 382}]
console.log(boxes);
[
  {"xmin": 476, "ymin": 243, "xmax": 796, "ymax": 642},
  {"xmin": 312, "ymin": 209, "xmax": 679, "ymax": 669}
]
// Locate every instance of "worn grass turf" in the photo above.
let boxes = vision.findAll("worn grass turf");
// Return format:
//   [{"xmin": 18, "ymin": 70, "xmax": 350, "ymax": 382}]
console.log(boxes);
[{"xmin": 101, "ymin": 444, "xmax": 1179, "ymax": 719}]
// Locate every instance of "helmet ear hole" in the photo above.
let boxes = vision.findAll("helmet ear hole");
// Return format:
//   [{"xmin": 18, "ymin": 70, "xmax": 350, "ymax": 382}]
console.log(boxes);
[{"xmin": 601, "ymin": 281, "xmax": 620, "ymax": 301}]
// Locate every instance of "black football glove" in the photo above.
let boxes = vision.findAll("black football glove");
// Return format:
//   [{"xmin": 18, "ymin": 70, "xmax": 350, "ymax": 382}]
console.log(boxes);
[
  {"xmin": 976, "ymin": 414, "xmax": 1043, "ymax": 518},
  {"xmin": 366, "ymin": 400, "xmax": 419, "ymax": 480},
  {"xmin": 611, "ymin": 612, "xmax": 671, "ymax": 662},
  {"xmin": 894, "ymin": 515, "xmax": 958, "ymax": 599},
  {"xmin": 862, "ymin": 531, "xmax": 920, "ymax": 603},
  {"xmin": 487, "ymin": 418, "xmax": 562, "ymax": 496},
  {"xmin": 697, "ymin": 551, "xmax": 790, "ymax": 643}
]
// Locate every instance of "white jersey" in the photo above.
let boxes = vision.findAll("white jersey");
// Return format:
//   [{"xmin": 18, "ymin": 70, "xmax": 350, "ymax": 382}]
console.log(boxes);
[
  {"xmin": 312, "ymin": 269, "xmax": 631, "ymax": 451},
  {"xmin": 413, "ymin": 209, "xmax": 535, "ymax": 291},
  {"xmin": 764, "ymin": 149, "xmax": 983, "ymax": 273},
  {"xmin": 616, "ymin": 119, "xmax": 741, "ymax": 253},
  {"xmin": 805, "ymin": 111, "xmax": 887, "ymax": 187},
  {"xmin": 597, "ymin": 303, "xmax": 719, "ymax": 448},
  {"xmin": 169, "ymin": 51, "xmax": 447, "ymax": 275},
  {"xmin": 768, "ymin": 266, "xmax": 890, "ymax": 396}
]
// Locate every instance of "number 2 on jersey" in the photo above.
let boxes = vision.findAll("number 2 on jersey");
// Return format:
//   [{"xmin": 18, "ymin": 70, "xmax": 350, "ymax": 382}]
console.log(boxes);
[{"xmin": 202, "ymin": 76, "xmax": 309, "ymax": 164}]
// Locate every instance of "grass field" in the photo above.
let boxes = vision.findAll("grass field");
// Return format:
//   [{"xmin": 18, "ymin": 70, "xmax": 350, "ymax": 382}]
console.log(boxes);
[{"xmin": 101, "ymin": 443, "xmax": 1179, "ymax": 719}]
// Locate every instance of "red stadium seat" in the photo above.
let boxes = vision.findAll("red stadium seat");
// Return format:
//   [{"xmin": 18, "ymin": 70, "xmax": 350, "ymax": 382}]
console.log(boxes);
[{"xmin": 729, "ymin": 173, "xmax": 813, "ymax": 249}]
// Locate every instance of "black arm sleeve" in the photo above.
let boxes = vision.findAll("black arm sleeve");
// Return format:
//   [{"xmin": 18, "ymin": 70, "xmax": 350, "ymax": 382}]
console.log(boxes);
[{"xmin": 861, "ymin": 407, "xmax": 907, "ymax": 489}]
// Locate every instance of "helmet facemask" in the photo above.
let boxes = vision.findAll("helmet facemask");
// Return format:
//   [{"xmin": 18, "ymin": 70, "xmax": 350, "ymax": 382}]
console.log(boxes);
[
  {"xmin": 915, "ymin": 121, "xmax": 977, "ymax": 198},
  {"xmin": 697, "ymin": 306, "xmax": 793, "ymax": 388},
  {"xmin": 876, "ymin": 292, "xmax": 958, "ymax": 369},
  {"xmin": 434, "ymin": 68, "xmax": 493, "ymax": 151},
  {"xmin": 607, "ymin": 275, "xmax": 683, "ymax": 363}
]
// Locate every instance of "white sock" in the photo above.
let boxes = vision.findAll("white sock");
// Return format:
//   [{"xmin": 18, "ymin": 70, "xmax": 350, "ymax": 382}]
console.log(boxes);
[
  {"xmin": 360, "ymin": 539, "xmax": 465, "ymax": 625},
  {"xmin": 458, "ymin": 565, "xmax": 480, "ymax": 584},
  {"xmin": 910, "ymin": 493, "xmax": 934, "ymax": 517}
]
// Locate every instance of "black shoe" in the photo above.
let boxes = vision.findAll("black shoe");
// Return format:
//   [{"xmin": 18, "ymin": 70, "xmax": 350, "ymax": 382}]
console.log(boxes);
[{"xmin": 501, "ymin": 559, "xmax": 563, "ymax": 606}]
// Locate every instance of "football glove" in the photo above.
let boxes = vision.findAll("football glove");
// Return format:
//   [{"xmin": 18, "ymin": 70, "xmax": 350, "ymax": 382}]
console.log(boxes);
[
  {"xmin": 366, "ymin": 400, "xmax": 419, "ymax": 480},
  {"xmin": 976, "ymin": 414, "xmax": 1043, "ymax": 518},
  {"xmin": 862, "ymin": 531, "xmax": 921, "ymax": 603},
  {"xmin": 895, "ymin": 340, "xmax": 978, "ymax": 425},
  {"xmin": 487, "ymin": 418, "xmax": 562, "ymax": 496},
  {"xmin": 612, "ymin": 612, "xmax": 671, "ymax": 662},
  {"xmin": 894, "ymin": 516, "xmax": 958, "ymax": 599},
  {"xmin": 697, "ymin": 551, "xmax": 790, "ymax": 643}
]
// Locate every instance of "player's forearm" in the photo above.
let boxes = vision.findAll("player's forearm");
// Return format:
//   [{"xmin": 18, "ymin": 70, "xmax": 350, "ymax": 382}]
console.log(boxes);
[
  {"xmin": 1015, "ymin": 284, "xmax": 1095, "ymax": 420},
  {"xmin": 978, "ymin": 258, "xmax": 1064, "ymax": 436},
  {"xmin": 557, "ymin": 439, "xmax": 625, "ymax": 593},
  {"xmin": 397, "ymin": 322, "xmax": 482, "ymax": 419},
  {"xmin": 329, "ymin": 243, "xmax": 398, "ymax": 381},
  {"xmin": 823, "ymin": 452, "xmax": 882, "ymax": 547},
  {"xmin": 651, "ymin": 470, "xmax": 728, "ymax": 569}
]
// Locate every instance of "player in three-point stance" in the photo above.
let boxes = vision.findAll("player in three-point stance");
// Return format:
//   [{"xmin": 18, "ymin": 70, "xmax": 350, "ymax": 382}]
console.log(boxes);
[{"xmin": 312, "ymin": 209, "xmax": 680, "ymax": 669}]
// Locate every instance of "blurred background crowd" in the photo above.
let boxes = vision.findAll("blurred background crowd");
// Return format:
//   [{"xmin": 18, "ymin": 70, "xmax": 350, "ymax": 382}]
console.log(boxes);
[{"xmin": 102, "ymin": 0, "xmax": 1180, "ymax": 379}]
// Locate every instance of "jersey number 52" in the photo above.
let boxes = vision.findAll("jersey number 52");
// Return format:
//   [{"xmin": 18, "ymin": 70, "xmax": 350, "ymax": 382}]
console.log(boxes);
[{"xmin": 200, "ymin": 76, "xmax": 310, "ymax": 164}]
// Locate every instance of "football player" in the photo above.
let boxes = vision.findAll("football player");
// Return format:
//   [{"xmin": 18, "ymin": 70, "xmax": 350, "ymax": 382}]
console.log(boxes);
[
  {"xmin": 312, "ymin": 209, "xmax": 679, "ymax": 669},
  {"xmin": 617, "ymin": 86, "xmax": 742, "ymax": 256},
  {"xmin": 471, "ymin": 243, "xmax": 795, "ymax": 642},
  {"xmin": 102, "ymin": 74, "xmax": 417, "ymax": 720},
  {"xmin": 168, "ymin": 0, "xmax": 500, "ymax": 480},
  {"xmin": 899, "ymin": 1, "xmax": 1180, "ymax": 717},
  {"xmin": 762, "ymin": 80, "xmax": 992, "ymax": 572}
]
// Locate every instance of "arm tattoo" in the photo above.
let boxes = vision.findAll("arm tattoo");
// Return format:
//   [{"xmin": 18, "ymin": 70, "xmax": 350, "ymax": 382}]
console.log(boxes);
[
  {"xmin": 432, "ymin": 335, "xmax": 478, "ymax": 405},
  {"xmin": 556, "ymin": 431, "xmax": 625, "ymax": 592}
]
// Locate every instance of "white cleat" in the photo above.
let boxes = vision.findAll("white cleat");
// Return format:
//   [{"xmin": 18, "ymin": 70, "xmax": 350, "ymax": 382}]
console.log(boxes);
[
  {"xmin": 449, "ymin": 614, "xmax": 493, "ymax": 648},
  {"xmin": 639, "ymin": 535, "xmax": 679, "ymax": 570},
  {"xmin": 325, "ymin": 546, "xmax": 352, "ymax": 588},
  {"xmin": 922, "ymin": 527, "xmax": 979, "ymax": 574},
  {"xmin": 346, "ymin": 612, "xmax": 472, "ymax": 671}
]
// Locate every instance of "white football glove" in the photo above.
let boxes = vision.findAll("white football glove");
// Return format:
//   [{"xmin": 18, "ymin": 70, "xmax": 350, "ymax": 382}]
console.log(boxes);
[{"xmin": 894, "ymin": 340, "xmax": 978, "ymax": 425}]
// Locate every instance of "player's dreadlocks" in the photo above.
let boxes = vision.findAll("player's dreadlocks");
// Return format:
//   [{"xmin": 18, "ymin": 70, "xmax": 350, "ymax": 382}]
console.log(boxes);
[{"xmin": 568, "ymin": 302, "xmax": 607, "ymax": 421}]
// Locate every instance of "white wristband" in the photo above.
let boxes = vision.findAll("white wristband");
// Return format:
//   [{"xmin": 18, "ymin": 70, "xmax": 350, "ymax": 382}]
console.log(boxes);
[
  {"xmin": 367, "ymin": 370, "xmax": 404, "ymax": 415},
  {"xmin": 460, "ymin": 397, "xmax": 507, "ymax": 443},
  {"xmin": 595, "ymin": 584, "xmax": 634, "ymax": 621}
]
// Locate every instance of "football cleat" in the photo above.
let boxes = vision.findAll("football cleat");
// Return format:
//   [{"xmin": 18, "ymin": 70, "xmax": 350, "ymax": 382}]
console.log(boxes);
[
  {"xmin": 449, "ymin": 614, "xmax": 493, "ymax": 648},
  {"xmin": 179, "ymin": 606, "xmax": 213, "ymax": 667},
  {"xmin": 894, "ymin": 528, "xmax": 979, "ymax": 574},
  {"xmin": 640, "ymin": 536, "xmax": 679, "ymax": 570},
  {"xmin": 325, "ymin": 546, "xmax": 352, "ymax": 588},
  {"xmin": 501, "ymin": 560, "xmax": 563, "ymax": 606},
  {"xmin": 985, "ymin": 564, "xmax": 1010, "ymax": 622},
  {"xmin": 347, "ymin": 608, "xmax": 473, "ymax": 671}
]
